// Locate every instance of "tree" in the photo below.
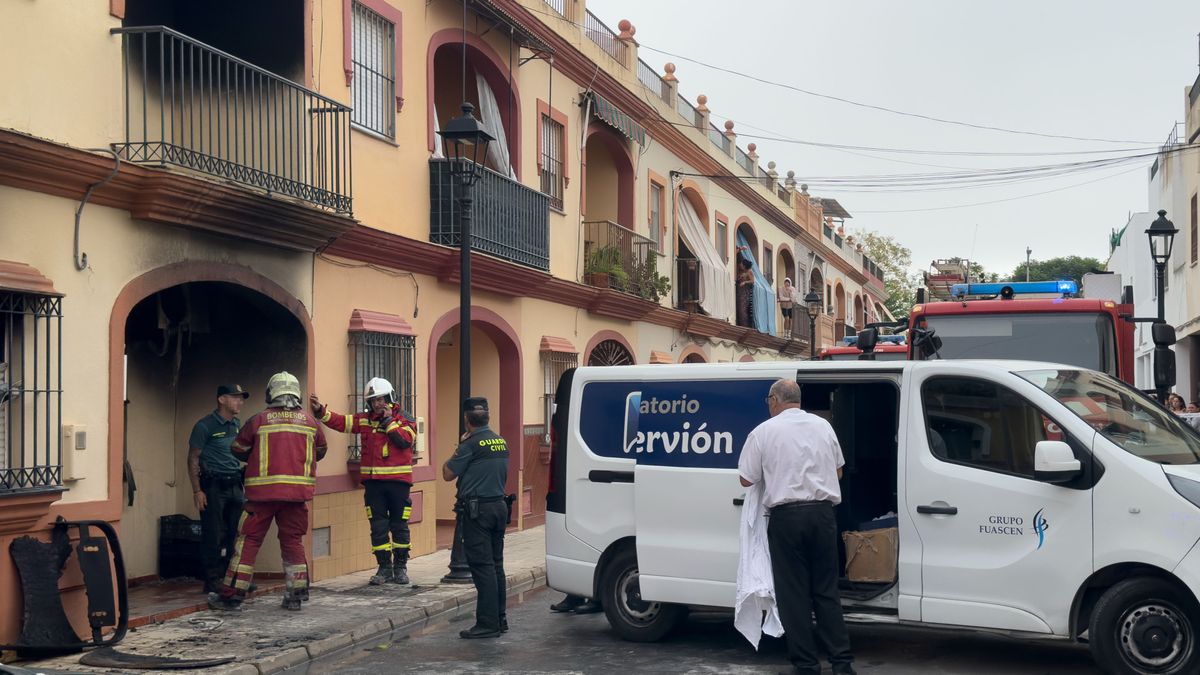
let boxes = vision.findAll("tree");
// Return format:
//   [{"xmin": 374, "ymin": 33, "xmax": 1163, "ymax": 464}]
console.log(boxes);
[
  {"xmin": 856, "ymin": 230, "xmax": 921, "ymax": 318},
  {"xmin": 968, "ymin": 262, "xmax": 999, "ymax": 283},
  {"xmin": 1009, "ymin": 256, "xmax": 1104, "ymax": 284}
]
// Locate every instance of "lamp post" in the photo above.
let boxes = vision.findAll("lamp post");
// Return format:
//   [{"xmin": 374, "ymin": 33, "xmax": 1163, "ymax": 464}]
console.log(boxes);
[
  {"xmin": 437, "ymin": 101, "xmax": 493, "ymax": 583},
  {"xmin": 1142, "ymin": 207, "xmax": 1180, "ymax": 401},
  {"xmin": 1025, "ymin": 247, "xmax": 1032, "ymax": 282},
  {"xmin": 804, "ymin": 289, "xmax": 822, "ymax": 359}
]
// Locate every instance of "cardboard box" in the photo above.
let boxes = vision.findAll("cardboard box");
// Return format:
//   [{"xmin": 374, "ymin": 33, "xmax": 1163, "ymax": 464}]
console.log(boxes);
[{"xmin": 842, "ymin": 527, "xmax": 898, "ymax": 583}]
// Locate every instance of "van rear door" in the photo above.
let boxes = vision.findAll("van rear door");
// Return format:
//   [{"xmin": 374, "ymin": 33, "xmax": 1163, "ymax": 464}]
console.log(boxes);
[{"xmin": 633, "ymin": 377, "xmax": 779, "ymax": 608}]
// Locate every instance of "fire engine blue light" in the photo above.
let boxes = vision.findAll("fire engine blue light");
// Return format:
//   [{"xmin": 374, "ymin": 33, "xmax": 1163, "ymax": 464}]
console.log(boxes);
[
  {"xmin": 949, "ymin": 280, "xmax": 1079, "ymax": 298},
  {"xmin": 843, "ymin": 334, "xmax": 906, "ymax": 346}
]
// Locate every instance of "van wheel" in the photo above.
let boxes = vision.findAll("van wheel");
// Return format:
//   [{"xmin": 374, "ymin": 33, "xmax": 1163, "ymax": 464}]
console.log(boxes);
[
  {"xmin": 600, "ymin": 547, "xmax": 685, "ymax": 643},
  {"xmin": 1089, "ymin": 577, "xmax": 1200, "ymax": 674}
]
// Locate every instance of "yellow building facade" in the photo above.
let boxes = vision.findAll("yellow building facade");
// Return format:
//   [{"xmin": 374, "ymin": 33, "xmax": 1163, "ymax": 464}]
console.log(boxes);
[{"xmin": 0, "ymin": 0, "xmax": 888, "ymax": 643}]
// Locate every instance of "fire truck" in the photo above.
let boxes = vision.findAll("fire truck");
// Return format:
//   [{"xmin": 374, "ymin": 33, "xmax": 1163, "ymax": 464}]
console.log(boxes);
[{"xmin": 907, "ymin": 275, "xmax": 1136, "ymax": 383}]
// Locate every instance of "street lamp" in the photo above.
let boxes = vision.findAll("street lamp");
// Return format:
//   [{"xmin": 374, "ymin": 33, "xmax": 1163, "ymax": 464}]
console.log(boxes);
[
  {"xmin": 803, "ymin": 289, "xmax": 822, "ymax": 359},
  {"xmin": 437, "ymin": 101, "xmax": 493, "ymax": 584},
  {"xmin": 1146, "ymin": 209, "xmax": 1178, "ymax": 405}
]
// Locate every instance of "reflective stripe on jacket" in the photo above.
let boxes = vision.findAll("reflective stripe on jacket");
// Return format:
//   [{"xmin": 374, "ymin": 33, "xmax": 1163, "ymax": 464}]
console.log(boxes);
[
  {"xmin": 233, "ymin": 408, "xmax": 327, "ymax": 502},
  {"xmin": 320, "ymin": 403, "xmax": 416, "ymax": 483}
]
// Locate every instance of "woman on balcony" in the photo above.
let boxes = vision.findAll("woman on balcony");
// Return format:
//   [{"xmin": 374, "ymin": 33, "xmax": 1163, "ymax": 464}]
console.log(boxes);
[
  {"xmin": 778, "ymin": 277, "xmax": 798, "ymax": 338},
  {"xmin": 736, "ymin": 252, "xmax": 755, "ymax": 329}
]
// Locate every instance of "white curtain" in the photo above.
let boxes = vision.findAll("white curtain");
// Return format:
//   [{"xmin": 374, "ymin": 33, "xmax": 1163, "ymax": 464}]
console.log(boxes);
[
  {"xmin": 432, "ymin": 107, "xmax": 444, "ymax": 158},
  {"xmin": 476, "ymin": 78, "xmax": 513, "ymax": 177},
  {"xmin": 678, "ymin": 195, "xmax": 735, "ymax": 321}
]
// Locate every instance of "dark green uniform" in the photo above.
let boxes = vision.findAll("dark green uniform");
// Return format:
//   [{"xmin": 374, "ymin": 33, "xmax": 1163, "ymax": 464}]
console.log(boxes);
[
  {"xmin": 189, "ymin": 411, "xmax": 244, "ymax": 590},
  {"xmin": 448, "ymin": 425, "xmax": 510, "ymax": 633}
]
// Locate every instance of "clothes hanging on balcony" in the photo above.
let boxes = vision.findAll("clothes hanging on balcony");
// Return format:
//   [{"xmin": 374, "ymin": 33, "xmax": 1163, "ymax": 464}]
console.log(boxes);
[
  {"xmin": 677, "ymin": 194, "xmax": 734, "ymax": 321},
  {"xmin": 476, "ymin": 78, "xmax": 514, "ymax": 177},
  {"xmin": 432, "ymin": 109, "xmax": 444, "ymax": 158},
  {"xmin": 735, "ymin": 232, "xmax": 778, "ymax": 335}
]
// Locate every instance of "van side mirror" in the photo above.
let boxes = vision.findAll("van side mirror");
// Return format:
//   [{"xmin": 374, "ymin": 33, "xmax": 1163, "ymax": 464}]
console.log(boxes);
[
  {"xmin": 1155, "ymin": 347, "xmax": 1177, "ymax": 391},
  {"xmin": 856, "ymin": 328, "xmax": 879, "ymax": 358},
  {"xmin": 1152, "ymin": 322, "xmax": 1177, "ymax": 347},
  {"xmin": 1034, "ymin": 440, "xmax": 1082, "ymax": 484}
]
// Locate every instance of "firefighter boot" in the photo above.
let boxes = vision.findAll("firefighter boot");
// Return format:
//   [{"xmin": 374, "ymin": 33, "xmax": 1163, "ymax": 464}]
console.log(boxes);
[
  {"xmin": 280, "ymin": 590, "xmax": 302, "ymax": 611},
  {"xmin": 369, "ymin": 551, "xmax": 394, "ymax": 585},
  {"xmin": 391, "ymin": 550, "xmax": 410, "ymax": 585}
]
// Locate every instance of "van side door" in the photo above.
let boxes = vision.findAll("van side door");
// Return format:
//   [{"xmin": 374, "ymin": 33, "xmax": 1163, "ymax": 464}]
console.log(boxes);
[
  {"xmin": 633, "ymin": 377, "xmax": 779, "ymax": 608},
  {"xmin": 906, "ymin": 367, "xmax": 1096, "ymax": 635}
]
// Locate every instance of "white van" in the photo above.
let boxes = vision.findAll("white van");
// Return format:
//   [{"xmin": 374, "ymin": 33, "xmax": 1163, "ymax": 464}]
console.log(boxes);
[{"xmin": 545, "ymin": 360, "xmax": 1200, "ymax": 675}]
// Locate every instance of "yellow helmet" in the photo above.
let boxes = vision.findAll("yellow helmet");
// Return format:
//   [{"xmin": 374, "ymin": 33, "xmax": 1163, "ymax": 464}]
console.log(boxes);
[{"xmin": 265, "ymin": 371, "xmax": 302, "ymax": 402}]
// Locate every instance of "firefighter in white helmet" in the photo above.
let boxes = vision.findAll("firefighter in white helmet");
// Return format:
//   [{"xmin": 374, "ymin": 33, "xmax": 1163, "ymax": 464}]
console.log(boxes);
[{"xmin": 311, "ymin": 377, "xmax": 417, "ymax": 585}]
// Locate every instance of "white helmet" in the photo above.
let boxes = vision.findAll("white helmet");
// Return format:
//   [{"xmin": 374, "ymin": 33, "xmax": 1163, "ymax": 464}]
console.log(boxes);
[
  {"xmin": 364, "ymin": 377, "xmax": 395, "ymax": 404},
  {"xmin": 266, "ymin": 371, "xmax": 302, "ymax": 403}
]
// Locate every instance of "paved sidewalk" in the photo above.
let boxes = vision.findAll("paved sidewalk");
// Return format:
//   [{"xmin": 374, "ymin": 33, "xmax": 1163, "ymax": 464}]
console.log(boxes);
[{"xmin": 22, "ymin": 526, "xmax": 547, "ymax": 675}]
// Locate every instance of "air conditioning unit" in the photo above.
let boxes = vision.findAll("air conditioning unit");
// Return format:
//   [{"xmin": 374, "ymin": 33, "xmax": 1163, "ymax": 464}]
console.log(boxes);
[{"xmin": 414, "ymin": 416, "xmax": 426, "ymax": 460}]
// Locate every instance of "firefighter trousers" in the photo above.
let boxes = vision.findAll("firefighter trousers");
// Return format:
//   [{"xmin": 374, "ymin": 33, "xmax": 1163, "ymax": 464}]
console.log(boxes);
[
  {"xmin": 220, "ymin": 500, "xmax": 309, "ymax": 599},
  {"xmin": 364, "ymin": 480, "xmax": 411, "ymax": 561}
]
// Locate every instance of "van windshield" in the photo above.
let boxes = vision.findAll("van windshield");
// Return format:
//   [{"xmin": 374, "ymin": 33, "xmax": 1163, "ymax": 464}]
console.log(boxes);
[
  {"xmin": 1016, "ymin": 368, "xmax": 1200, "ymax": 465},
  {"xmin": 924, "ymin": 312, "xmax": 1117, "ymax": 376}
]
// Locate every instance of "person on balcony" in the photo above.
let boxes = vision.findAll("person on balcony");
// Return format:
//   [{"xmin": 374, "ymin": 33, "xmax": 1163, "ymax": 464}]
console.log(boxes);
[
  {"xmin": 777, "ymin": 278, "xmax": 799, "ymax": 338},
  {"xmin": 736, "ymin": 253, "xmax": 755, "ymax": 329}
]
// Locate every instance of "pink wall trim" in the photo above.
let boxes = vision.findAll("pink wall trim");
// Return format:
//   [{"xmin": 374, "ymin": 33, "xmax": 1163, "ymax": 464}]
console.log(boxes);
[{"xmin": 426, "ymin": 306, "xmax": 523, "ymax": 494}]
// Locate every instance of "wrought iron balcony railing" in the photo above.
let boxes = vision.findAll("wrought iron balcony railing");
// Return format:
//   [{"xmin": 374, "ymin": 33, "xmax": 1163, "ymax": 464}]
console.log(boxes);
[
  {"xmin": 583, "ymin": 220, "xmax": 661, "ymax": 300},
  {"xmin": 429, "ymin": 159, "xmax": 550, "ymax": 271},
  {"xmin": 676, "ymin": 258, "xmax": 701, "ymax": 312},
  {"xmin": 111, "ymin": 26, "xmax": 352, "ymax": 213}
]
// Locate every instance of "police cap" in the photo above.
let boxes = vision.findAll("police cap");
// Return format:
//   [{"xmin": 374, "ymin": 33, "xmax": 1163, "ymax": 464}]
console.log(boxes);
[{"xmin": 462, "ymin": 396, "xmax": 489, "ymax": 412}]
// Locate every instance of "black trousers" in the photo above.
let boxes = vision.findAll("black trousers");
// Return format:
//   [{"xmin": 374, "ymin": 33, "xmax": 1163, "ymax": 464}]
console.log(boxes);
[
  {"xmin": 461, "ymin": 500, "xmax": 507, "ymax": 631},
  {"xmin": 363, "ymin": 480, "xmax": 412, "ymax": 558},
  {"xmin": 199, "ymin": 474, "xmax": 245, "ymax": 585},
  {"xmin": 767, "ymin": 502, "xmax": 853, "ymax": 674}
]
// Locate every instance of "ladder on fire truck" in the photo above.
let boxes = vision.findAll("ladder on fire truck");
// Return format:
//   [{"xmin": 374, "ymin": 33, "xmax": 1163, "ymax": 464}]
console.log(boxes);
[{"xmin": 924, "ymin": 258, "xmax": 969, "ymax": 301}]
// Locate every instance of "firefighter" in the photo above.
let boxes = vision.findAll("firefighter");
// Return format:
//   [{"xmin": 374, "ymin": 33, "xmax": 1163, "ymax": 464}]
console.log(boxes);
[
  {"xmin": 310, "ymin": 377, "xmax": 417, "ymax": 586},
  {"xmin": 209, "ymin": 371, "xmax": 327, "ymax": 612}
]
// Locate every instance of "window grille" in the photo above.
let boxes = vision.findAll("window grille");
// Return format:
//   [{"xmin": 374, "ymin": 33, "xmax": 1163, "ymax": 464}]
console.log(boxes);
[
  {"xmin": 650, "ymin": 183, "xmax": 664, "ymax": 251},
  {"xmin": 347, "ymin": 330, "xmax": 415, "ymax": 462},
  {"xmin": 1, "ymin": 291, "xmax": 63, "ymax": 492},
  {"xmin": 541, "ymin": 351, "xmax": 577, "ymax": 443},
  {"xmin": 540, "ymin": 114, "xmax": 565, "ymax": 210},
  {"xmin": 351, "ymin": 2, "xmax": 396, "ymax": 138},
  {"xmin": 715, "ymin": 221, "xmax": 728, "ymax": 262}
]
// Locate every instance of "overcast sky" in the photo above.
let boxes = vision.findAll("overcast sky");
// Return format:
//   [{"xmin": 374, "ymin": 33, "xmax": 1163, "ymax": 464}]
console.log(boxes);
[{"xmin": 587, "ymin": 0, "xmax": 1200, "ymax": 279}]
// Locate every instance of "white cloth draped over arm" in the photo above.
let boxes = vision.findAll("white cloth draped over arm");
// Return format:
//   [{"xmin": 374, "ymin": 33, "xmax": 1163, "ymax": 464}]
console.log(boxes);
[
  {"xmin": 735, "ymin": 481, "xmax": 783, "ymax": 649},
  {"xmin": 476, "ymin": 77, "xmax": 513, "ymax": 177}
]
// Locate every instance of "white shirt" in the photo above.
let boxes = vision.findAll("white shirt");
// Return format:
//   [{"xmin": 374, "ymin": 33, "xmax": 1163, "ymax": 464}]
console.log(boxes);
[
  {"xmin": 735, "ymin": 480, "xmax": 784, "ymax": 649},
  {"xmin": 737, "ymin": 408, "xmax": 845, "ymax": 507}
]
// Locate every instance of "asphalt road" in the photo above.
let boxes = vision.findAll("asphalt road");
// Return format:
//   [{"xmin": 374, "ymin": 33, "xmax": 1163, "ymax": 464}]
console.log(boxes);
[{"xmin": 303, "ymin": 587, "xmax": 1101, "ymax": 674}]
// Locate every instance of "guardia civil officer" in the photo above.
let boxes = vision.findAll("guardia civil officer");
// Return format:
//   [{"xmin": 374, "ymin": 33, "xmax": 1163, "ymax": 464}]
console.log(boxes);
[
  {"xmin": 187, "ymin": 383, "xmax": 250, "ymax": 594},
  {"xmin": 442, "ymin": 396, "xmax": 510, "ymax": 639}
]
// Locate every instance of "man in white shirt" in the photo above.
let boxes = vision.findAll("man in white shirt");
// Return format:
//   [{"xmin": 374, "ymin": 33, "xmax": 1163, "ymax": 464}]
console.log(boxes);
[{"xmin": 738, "ymin": 379, "xmax": 855, "ymax": 675}]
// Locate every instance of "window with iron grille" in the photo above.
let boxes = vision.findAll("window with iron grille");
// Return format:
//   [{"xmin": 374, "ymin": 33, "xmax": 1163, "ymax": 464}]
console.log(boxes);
[
  {"xmin": 540, "ymin": 114, "xmax": 565, "ymax": 210},
  {"xmin": 1, "ymin": 291, "xmax": 63, "ymax": 492},
  {"xmin": 541, "ymin": 351, "xmax": 578, "ymax": 443},
  {"xmin": 347, "ymin": 330, "xmax": 415, "ymax": 462},
  {"xmin": 715, "ymin": 220, "xmax": 729, "ymax": 262},
  {"xmin": 351, "ymin": 1, "xmax": 397, "ymax": 138},
  {"xmin": 650, "ymin": 182, "xmax": 664, "ymax": 252}
]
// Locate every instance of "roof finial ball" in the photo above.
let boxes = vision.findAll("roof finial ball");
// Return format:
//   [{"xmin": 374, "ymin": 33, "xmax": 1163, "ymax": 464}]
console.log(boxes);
[
  {"xmin": 747, "ymin": 143, "xmax": 757, "ymax": 153},
  {"xmin": 767, "ymin": 161, "xmax": 776, "ymax": 171},
  {"xmin": 617, "ymin": 19, "xmax": 635, "ymax": 39}
]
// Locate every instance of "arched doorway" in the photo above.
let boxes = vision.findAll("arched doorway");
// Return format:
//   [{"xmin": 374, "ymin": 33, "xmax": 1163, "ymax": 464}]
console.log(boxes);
[
  {"xmin": 735, "ymin": 220, "xmax": 758, "ymax": 266},
  {"xmin": 429, "ymin": 31, "xmax": 519, "ymax": 176},
  {"xmin": 778, "ymin": 247, "xmax": 796, "ymax": 287},
  {"xmin": 119, "ymin": 276, "xmax": 309, "ymax": 585},
  {"xmin": 834, "ymin": 283, "xmax": 847, "ymax": 338},
  {"xmin": 428, "ymin": 307, "xmax": 522, "ymax": 544},
  {"xmin": 853, "ymin": 294, "xmax": 864, "ymax": 332},
  {"xmin": 809, "ymin": 268, "xmax": 824, "ymax": 312},
  {"xmin": 679, "ymin": 346, "xmax": 707, "ymax": 364},
  {"xmin": 583, "ymin": 123, "xmax": 635, "ymax": 228}
]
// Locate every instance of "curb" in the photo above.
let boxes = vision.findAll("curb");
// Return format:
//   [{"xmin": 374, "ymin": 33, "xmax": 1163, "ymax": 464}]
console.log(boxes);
[{"xmin": 246, "ymin": 564, "xmax": 548, "ymax": 674}]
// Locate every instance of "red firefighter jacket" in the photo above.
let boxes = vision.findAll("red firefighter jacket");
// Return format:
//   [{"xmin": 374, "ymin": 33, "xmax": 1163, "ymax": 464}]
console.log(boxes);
[
  {"xmin": 320, "ymin": 402, "xmax": 416, "ymax": 483},
  {"xmin": 232, "ymin": 407, "xmax": 328, "ymax": 502}
]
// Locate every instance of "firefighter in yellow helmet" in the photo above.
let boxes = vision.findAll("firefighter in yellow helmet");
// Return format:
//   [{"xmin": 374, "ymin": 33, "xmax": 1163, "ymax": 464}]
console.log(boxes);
[{"xmin": 210, "ymin": 372, "xmax": 327, "ymax": 611}]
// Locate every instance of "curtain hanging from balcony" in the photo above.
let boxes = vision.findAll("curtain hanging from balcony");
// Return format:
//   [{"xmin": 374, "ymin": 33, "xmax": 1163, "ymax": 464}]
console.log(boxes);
[
  {"xmin": 432, "ymin": 108, "xmax": 444, "ymax": 158},
  {"xmin": 736, "ymin": 231, "xmax": 778, "ymax": 335},
  {"xmin": 477, "ymin": 78, "xmax": 514, "ymax": 177},
  {"xmin": 585, "ymin": 92, "xmax": 646, "ymax": 146},
  {"xmin": 678, "ymin": 195, "xmax": 734, "ymax": 321}
]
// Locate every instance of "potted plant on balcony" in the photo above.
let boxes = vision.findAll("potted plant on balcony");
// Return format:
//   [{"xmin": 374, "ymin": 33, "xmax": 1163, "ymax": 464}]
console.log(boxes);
[
  {"xmin": 632, "ymin": 256, "xmax": 672, "ymax": 302},
  {"xmin": 585, "ymin": 246, "xmax": 628, "ymax": 290}
]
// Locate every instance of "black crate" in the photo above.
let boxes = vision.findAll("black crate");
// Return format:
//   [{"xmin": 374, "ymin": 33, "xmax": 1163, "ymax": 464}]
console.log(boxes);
[{"xmin": 158, "ymin": 514, "xmax": 204, "ymax": 580}]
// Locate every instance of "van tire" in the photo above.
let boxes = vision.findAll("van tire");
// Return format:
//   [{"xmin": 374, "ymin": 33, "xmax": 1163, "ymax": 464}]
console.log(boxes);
[
  {"xmin": 1089, "ymin": 577, "xmax": 1200, "ymax": 675},
  {"xmin": 600, "ymin": 547, "xmax": 686, "ymax": 643}
]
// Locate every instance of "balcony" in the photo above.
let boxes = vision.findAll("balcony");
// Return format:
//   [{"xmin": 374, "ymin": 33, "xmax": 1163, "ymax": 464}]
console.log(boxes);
[
  {"xmin": 111, "ymin": 26, "xmax": 352, "ymax": 214},
  {"xmin": 429, "ymin": 159, "xmax": 550, "ymax": 271},
  {"xmin": 583, "ymin": 220, "xmax": 663, "ymax": 300}
]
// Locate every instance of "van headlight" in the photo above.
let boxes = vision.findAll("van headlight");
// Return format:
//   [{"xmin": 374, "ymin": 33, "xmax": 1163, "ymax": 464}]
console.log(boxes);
[{"xmin": 1167, "ymin": 474, "xmax": 1200, "ymax": 509}]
